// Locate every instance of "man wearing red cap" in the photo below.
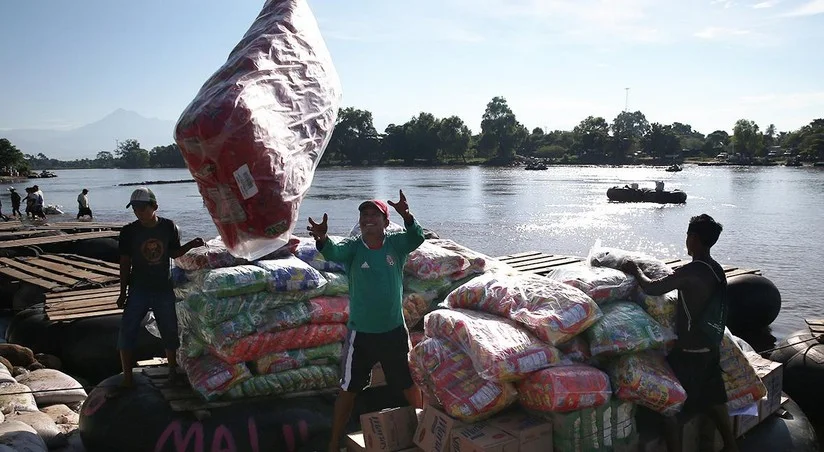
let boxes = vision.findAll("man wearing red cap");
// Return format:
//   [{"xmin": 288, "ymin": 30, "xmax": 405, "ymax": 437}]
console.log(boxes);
[{"xmin": 307, "ymin": 189, "xmax": 425, "ymax": 452}]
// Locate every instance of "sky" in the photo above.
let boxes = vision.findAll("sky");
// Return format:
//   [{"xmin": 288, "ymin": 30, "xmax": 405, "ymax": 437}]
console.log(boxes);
[{"xmin": 1, "ymin": 0, "xmax": 823, "ymax": 136}]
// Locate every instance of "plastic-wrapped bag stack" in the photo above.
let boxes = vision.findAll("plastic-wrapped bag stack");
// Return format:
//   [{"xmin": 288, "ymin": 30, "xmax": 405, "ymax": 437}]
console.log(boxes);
[
  {"xmin": 175, "ymin": 247, "xmax": 348, "ymax": 400},
  {"xmin": 174, "ymin": 0, "xmax": 341, "ymax": 261},
  {"xmin": 588, "ymin": 243, "xmax": 677, "ymax": 331},
  {"xmin": 585, "ymin": 302, "xmax": 675, "ymax": 357},
  {"xmin": 606, "ymin": 351, "xmax": 687, "ymax": 417},
  {"xmin": 720, "ymin": 328, "xmax": 767, "ymax": 410},
  {"xmin": 517, "ymin": 364, "xmax": 612, "ymax": 413},
  {"xmin": 547, "ymin": 398, "xmax": 637, "ymax": 452},
  {"xmin": 409, "ymin": 336, "xmax": 517, "ymax": 422},
  {"xmin": 444, "ymin": 272, "xmax": 602, "ymax": 346},
  {"xmin": 548, "ymin": 265, "xmax": 637, "ymax": 305}
]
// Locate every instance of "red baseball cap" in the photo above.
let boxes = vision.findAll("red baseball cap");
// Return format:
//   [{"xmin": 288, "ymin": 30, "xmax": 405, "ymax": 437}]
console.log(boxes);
[{"xmin": 358, "ymin": 199, "xmax": 390, "ymax": 219}]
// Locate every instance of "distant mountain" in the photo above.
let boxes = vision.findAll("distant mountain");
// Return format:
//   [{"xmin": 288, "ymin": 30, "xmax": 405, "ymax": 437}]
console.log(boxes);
[{"xmin": 1, "ymin": 109, "xmax": 177, "ymax": 160}]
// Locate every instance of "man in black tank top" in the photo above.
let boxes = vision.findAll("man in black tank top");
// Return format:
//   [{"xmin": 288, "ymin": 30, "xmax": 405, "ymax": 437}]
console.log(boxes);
[{"xmin": 622, "ymin": 214, "xmax": 738, "ymax": 452}]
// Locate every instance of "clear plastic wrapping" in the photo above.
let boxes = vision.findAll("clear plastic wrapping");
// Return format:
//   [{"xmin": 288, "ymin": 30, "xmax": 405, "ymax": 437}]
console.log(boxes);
[
  {"xmin": 424, "ymin": 308, "xmax": 562, "ymax": 382},
  {"xmin": 320, "ymin": 271, "xmax": 349, "ymax": 296},
  {"xmin": 253, "ymin": 256, "xmax": 328, "ymax": 292},
  {"xmin": 294, "ymin": 237, "xmax": 345, "ymax": 272},
  {"xmin": 175, "ymin": 236, "xmax": 246, "ymax": 270},
  {"xmin": 607, "ymin": 351, "xmax": 686, "ymax": 417},
  {"xmin": 308, "ymin": 296, "xmax": 349, "ymax": 324},
  {"xmin": 547, "ymin": 265, "xmax": 637, "ymax": 305},
  {"xmin": 182, "ymin": 354, "xmax": 252, "ymax": 400},
  {"xmin": 402, "ymin": 290, "xmax": 438, "ymax": 328},
  {"xmin": 557, "ymin": 336, "xmax": 592, "ymax": 363},
  {"xmin": 517, "ymin": 364, "xmax": 611, "ymax": 413},
  {"xmin": 586, "ymin": 302, "xmax": 675, "ymax": 357},
  {"xmin": 720, "ymin": 329, "xmax": 767, "ymax": 410},
  {"xmin": 210, "ymin": 323, "xmax": 347, "ymax": 364},
  {"xmin": 174, "ymin": 0, "xmax": 341, "ymax": 260},
  {"xmin": 189, "ymin": 265, "xmax": 269, "ymax": 298},
  {"xmin": 177, "ymin": 290, "xmax": 292, "ymax": 327},
  {"xmin": 405, "ymin": 241, "xmax": 470, "ymax": 281},
  {"xmin": 427, "ymin": 239, "xmax": 489, "ymax": 279},
  {"xmin": 409, "ymin": 336, "xmax": 517, "ymax": 422},
  {"xmin": 225, "ymin": 365, "xmax": 340, "ymax": 399},
  {"xmin": 445, "ymin": 272, "xmax": 602, "ymax": 346},
  {"xmin": 254, "ymin": 343, "xmax": 342, "ymax": 374}
]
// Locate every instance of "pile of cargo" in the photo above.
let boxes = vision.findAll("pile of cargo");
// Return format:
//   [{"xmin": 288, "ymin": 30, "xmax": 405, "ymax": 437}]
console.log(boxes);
[{"xmin": 345, "ymin": 242, "xmax": 785, "ymax": 452}]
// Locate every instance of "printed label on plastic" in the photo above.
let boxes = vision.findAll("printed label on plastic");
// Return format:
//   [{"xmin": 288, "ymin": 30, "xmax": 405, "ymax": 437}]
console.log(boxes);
[{"xmin": 233, "ymin": 163, "xmax": 259, "ymax": 200}]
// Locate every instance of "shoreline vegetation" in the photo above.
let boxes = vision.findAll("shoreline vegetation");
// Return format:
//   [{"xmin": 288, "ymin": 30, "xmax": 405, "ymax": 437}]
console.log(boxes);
[{"xmin": 2, "ymin": 97, "xmax": 823, "ymax": 173}]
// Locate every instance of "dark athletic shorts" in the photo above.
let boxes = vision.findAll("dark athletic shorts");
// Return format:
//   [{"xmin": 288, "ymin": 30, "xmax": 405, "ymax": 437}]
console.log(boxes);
[
  {"xmin": 339, "ymin": 325, "xmax": 413, "ymax": 393},
  {"xmin": 118, "ymin": 288, "xmax": 180, "ymax": 350},
  {"xmin": 667, "ymin": 347, "xmax": 728, "ymax": 415},
  {"xmin": 78, "ymin": 207, "xmax": 93, "ymax": 217}
]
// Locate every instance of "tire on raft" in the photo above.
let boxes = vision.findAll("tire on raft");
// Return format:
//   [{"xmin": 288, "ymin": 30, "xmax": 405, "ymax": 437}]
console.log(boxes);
[
  {"xmin": 770, "ymin": 329, "xmax": 824, "ymax": 408},
  {"xmin": 737, "ymin": 396, "xmax": 818, "ymax": 451},
  {"xmin": 80, "ymin": 373, "xmax": 335, "ymax": 452},
  {"xmin": 726, "ymin": 274, "xmax": 781, "ymax": 334},
  {"xmin": 6, "ymin": 306, "xmax": 164, "ymax": 384}
]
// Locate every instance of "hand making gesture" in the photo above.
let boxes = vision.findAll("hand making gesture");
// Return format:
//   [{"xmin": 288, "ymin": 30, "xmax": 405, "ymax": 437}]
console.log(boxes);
[
  {"xmin": 387, "ymin": 189, "xmax": 412, "ymax": 222},
  {"xmin": 307, "ymin": 213, "xmax": 329, "ymax": 243}
]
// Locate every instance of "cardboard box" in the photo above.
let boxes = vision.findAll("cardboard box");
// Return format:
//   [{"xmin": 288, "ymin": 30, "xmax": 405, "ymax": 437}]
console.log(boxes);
[
  {"xmin": 370, "ymin": 363, "xmax": 387, "ymax": 387},
  {"xmin": 488, "ymin": 411, "xmax": 553, "ymax": 452},
  {"xmin": 361, "ymin": 406, "xmax": 418, "ymax": 451},
  {"xmin": 735, "ymin": 411, "xmax": 760, "ymax": 438},
  {"xmin": 414, "ymin": 404, "xmax": 465, "ymax": 452},
  {"xmin": 346, "ymin": 432, "xmax": 367, "ymax": 452},
  {"xmin": 753, "ymin": 358, "xmax": 783, "ymax": 420},
  {"xmin": 452, "ymin": 423, "xmax": 518, "ymax": 452}
]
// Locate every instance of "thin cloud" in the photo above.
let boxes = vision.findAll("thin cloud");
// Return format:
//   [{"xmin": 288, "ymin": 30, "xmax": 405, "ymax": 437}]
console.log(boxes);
[
  {"xmin": 694, "ymin": 27, "xmax": 751, "ymax": 38},
  {"xmin": 781, "ymin": 0, "xmax": 824, "ymax": 16},
  {"xmin": 752, "ymin": 0, "xmax": 780, "ymax": 8}
]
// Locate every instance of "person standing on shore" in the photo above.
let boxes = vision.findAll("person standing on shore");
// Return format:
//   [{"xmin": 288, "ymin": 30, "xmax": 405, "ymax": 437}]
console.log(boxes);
[
  {"xmin": 112, "ymin": 187, "xmax": 204, "ymax": 395},
  {"xmin": 621, "ymin": 214, "xmax": 736, "ymax": 452},
  {"xmin": 77, "ymin": 188, "xmax": 93, "ymax": 220},
  {"xmin": 307, "ymin": 190, "xmax": 425, "ymax": 452},
  {"xmin": 24, "ymin": 187, "xmax": 35, "ymax": 219},
  {"xmin": 9, "ymin": 188, "xmax": 21, "ymax": 218},
  {"xmin": 31, "ymin": 185, "xmax": 46, "ymax": 220}
]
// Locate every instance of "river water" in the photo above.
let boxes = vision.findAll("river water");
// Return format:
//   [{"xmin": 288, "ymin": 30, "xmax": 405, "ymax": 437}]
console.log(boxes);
[{"xmin": 4, "ymin": 165, "xmax": 822, "ymax": 339}]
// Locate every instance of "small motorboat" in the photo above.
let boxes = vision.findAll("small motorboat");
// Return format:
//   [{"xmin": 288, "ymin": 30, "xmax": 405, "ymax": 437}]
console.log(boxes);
[
  {"xmin": 43, "ymin": 205, "xmax": 64, "ymax": 215},
  {"xmin": 665, "ymin": 164, "xmax": 682, "ymax": 172},
  {"xmin": 39, "ymin": 170, "xmax": 57, "ymax": 178},
  {"xmin": 525, "ymin": 162, "xmax": 548, "ymax": 170},
  {"xmin": 607, "ymin": 182, "xmax": 687, "ymax": 204}
]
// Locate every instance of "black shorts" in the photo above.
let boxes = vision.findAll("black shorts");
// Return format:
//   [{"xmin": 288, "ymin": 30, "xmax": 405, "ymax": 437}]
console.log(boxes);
[
  {"xmin": 78, "ymin": 207, "xmax": 93, "ymax": 217},
  {"xmin": 667, "ymin": 348, "xmax": 728, "ymax": 415},
  {"xmin": 340, "ymin": 325, "xmax": 413, "ymax": 393}
]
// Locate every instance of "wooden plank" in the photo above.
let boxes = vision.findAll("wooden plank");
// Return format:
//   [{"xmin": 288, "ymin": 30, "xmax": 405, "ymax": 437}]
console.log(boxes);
[
  {"xmin": 47, "ymin": 308, "xmax": 122, "ymax": 321},
  {"xmin": 496, "ymin": 251, "xmax": 544, "ymax": 262},
  {"xmin": 39, "ymin": 255, "xmax": 120, "ymax": 276},
  {"xmin": 511, "ymin": 256, "xmax": 584, "ymax": 273},
  {"xmin": 506, "ymin": 254, "xmax": 575, "ymax": 267},
  {"xmin": 0, "ymin": 266, "xmax": 60, "ymax": 290},
  {"xmin": 725, "ymin": 268, "xmax": 760, "ymax": 278},
  {"xmin": 46, "ymin": 292, "xmax": 120, "ymax": 309},
  {"xmin": 32, "ymin": 222, "xmax": 124, "ymax": 231},
  {"xmin": 0, "ymin": 258, "xmax": 77, "ymax": 285},
  {"xmin": 23, "ymin": 258, "xmax": 115, "ymax": 283},
  {"xmin": 46, "ymin": 299, "xmax": 119, "ymax": 315},
  {"xmin": 497, "ymin": 253, "xmax": 553, "ymax": 265},
  {"xmin": 0, "ymin": 231, "xmax": 119, "ymax": 249},
  {"xmin": 46, "ymin": 286, "xmax": 120, "ymax": 300}
]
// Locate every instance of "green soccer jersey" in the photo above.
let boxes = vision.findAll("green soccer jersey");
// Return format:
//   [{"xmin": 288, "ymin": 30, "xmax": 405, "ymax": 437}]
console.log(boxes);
[{"xmin": 320, "ymin": 219, "xmax": 425, "ymax": 333}]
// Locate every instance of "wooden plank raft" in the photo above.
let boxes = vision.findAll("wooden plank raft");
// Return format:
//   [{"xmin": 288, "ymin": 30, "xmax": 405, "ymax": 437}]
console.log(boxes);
[
  {"xmin": 0, "ymin": 230, "xmax": 119, "ymax": 249},
  {"xmin": 496, "ymin": 251, "xmax": 760, "ymax": 278},
  {"xmin": 0, "ymin": 253, "xmax": 119, "ymax": 293},
  {"xmin": 45, "ymin": 286, "xmax": 122, "ymax": 321},
  {"xmin": 137, "ymin": 365, "xmax": 337, "ymax": 412},
  {"xmin": 32, "ymin": 222, "xmax": 125, "ymax": 232}
]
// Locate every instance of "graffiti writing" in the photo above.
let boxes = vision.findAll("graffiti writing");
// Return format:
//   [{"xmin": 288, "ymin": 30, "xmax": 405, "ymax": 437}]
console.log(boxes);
[{"xmin": 154, "ymin": 417, "xmax": 310, "ymax": 452}]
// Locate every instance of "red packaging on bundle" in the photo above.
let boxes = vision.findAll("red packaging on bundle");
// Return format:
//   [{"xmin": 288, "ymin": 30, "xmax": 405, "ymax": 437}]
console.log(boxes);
[{"xmin": 175, "ymin": 0, "xmax": 341, "ymax": 260}]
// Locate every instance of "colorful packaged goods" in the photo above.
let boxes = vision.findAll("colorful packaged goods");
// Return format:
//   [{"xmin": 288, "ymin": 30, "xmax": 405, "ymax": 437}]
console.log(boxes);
[
  {"xmin": 424, "ymin": 308, "xmax": 562, "ymax": 382},
  {"xmin": 174, "ymin": 236, "xmax": 245, "ymax": 270},
  {"xmin": 254, "ymin": 256, "xmax": 328, "ymax": 293},
  {"xmin": 409, "ymin": 337, "xmax": 517, "ymax": 422},
  {"xmin": 308, "ymin": 296, "xmax": 349, "ymax": 324},
  {"xmin": 174, "ymin": 0, "xmax": 341, "ymax": 260},
  {"xmin": 254, "ymin": 343, "xmax": 342, "ymax": 374},
  {"xmin": 548, "ymin": 398, "xmax": 637, "ymax": 452},
  {"xmin": 636, "ymin": 290, "xmax": 677, "ymax": 331},
  {"xmin": 225, "ymin": 365, "xmax": 340, "ymax": 399},
  {"xmin": 182, "ymin": 354, "xmax": 252, "ymax": 400},
  {"xmin": 444, "ymin": 272, "xmax": 602, "ymax": 346},
  {"xmin": 320, "ymin": 271, "xmax": 349, "ymax": 296},
  {"xmin": 720, "ymin": 329, "xmax": 767, "ymax": 410},
  {"xmin": 192, "ymin": 265, "xmax": 269, "ymax": 298},
  {"xmin": 294, "ymin": 237, "xmax": 345, "ymax": 272},
  {"xmin": 517, "ymin": 364, "xmax": 612, "ymax": 413},
  {"xmin": 558, "ymin": 336, "xmax": 592, "ymax": 363},
  {"xmin": 607, "ymin": 351, "xmax": 686, "ymax": 417},
  {"xmin": 588, "ymin": 242, "xmax": 673, "ymax": 280},
  {"xmin": 586, "ymin": 302, "xmax": 675, "ymax": 357},
  {"xmin": 547, "ymin": 265, "xmax": 637, "ymax": 304},
  {"xmin": 405, "ymin": 241, "xmax": 470, "ymax": 281},
  {"xmin": 210, "ymin": 323, "xmax": 347, "ymax": 364}
]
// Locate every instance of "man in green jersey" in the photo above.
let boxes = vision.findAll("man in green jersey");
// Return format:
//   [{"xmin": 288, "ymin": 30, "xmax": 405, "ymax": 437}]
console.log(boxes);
[{"xmin": 307, "ymin": 189, "xmax": 425, "ymax": 452}]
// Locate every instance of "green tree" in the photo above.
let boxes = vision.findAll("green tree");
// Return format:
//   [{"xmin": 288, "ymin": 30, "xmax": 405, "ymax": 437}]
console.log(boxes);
[
  {"xmin": 572, "ymin": 116, "xmax": 610, "ymax": 161},
  {"xmin": 0, "ymin": 138, "xmax": 26, "ymax": 173},
  {"xmin": 382, "ymin": 124, "xmax": 410, "ymax": 162},
  {"xmin": 478, "ymin": 96, "xmax": 526, "ymax": 161},
  {"xmin": 326, "ymin": 108, "xmax": 379, "ymax": 165},
  {"xmin": 116, "ymin": 139, "xmax": 150, "ymax": 168},
  {"xmin": 438, "ymin": 116, "xmax": 472, "ymax": 163},
  {"xmin": 149, "ymin": 144, "xmax": 186, "ymax": 168},
  {"xmin": 732, "ymin": 119, "xmax": 763, "ymax": 158},
  {"xmin": 764, "ymin": 124, "xmax": 777, "ymax": 148},
  {"xmin": 642, "ymin": 123, "xmax": 681, "ymax": 159},
  {"xmin": 702, "ymin": 130, "xmax": 730, "ymax": 156},
  {"xmin": 797, "ymin": 119, "xmax": 824, "ymax": 160},
  {"xmin": 611, "ymin": 111, "xmax": 650, "ymax": 162},
  {"xmin": 405, "ymin": 112, "xmax": 441, "ymax": 164}
]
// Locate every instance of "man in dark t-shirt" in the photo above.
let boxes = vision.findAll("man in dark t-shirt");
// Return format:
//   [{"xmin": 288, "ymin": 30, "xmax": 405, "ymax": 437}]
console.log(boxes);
[{"xmin": 113, "ymin": 187, "xmax": 204, "ymax": 393}]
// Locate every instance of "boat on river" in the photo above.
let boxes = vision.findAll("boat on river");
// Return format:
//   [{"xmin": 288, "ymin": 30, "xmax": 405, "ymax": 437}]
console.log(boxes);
[
  {"xmin": 665, "ymin": 164, "xmax": 682, "ymax": 172},
  {"xmin": 607, "ymin": 183, "xmax": 687, "ymax": 204},
  {"xmin": 525, "ymin": 162, "xmax": 548, "ymax": 170}
]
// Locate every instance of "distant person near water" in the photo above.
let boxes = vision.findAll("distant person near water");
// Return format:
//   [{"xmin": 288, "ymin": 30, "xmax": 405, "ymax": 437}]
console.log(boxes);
[
  {"xmin": 77, "ymin": 188, "xmax": 93, "ymax": 220},
  {"xmin": 621, "ymin": 214, "xmax": 735, "ymax": 452},
  {"xmin": 8, "ymin": 187, "xmax": 21, "ymax": 218},
  {"xmin": 111, "ymin": 187, "xmax": 204, "ymax": 396},
  {"xmin": 31, "ymin": 185, "xmax": 46, "ymax": 220}
]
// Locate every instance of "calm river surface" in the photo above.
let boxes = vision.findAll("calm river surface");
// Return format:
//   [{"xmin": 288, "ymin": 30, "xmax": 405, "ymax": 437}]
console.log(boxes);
[{"xmin": 4, "ymin": 165, "xmax": 822, "ymax": 339}]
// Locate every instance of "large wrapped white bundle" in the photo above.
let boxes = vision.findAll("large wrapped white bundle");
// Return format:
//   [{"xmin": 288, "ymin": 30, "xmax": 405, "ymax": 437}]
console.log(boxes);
[
  {"xmin": 445, "ymin": 272, "xmax": 601, "ymax": 346},
  {"xmin": 547, "ymin": 265, "xmax": 637, "ymax": 305},
  {"xmin": 424, "ymin": 308, "xmax": 562, "ymax": 382},
  {"xmin": 607, "ymin": 351, "xmax": 686, "ymax": 417},
  {"xmin": 186, "ymin": 265, "xmax": 269, "ymax": 298},
  {"xmin": 254, "ymin": 256, "xmax": 327, "ymax": 293},
  {"xmin": 15, "ymin": 370, "xmax": 87, "ymax": 406},
  {"xmin": 174, "ymin": 0, "xmax": 341, "ymax": 260},
  {"xmin": 585, "ymin": 302, "xmax": 675, "ymax": 357},
  {"xmin": 409, "ymin": 337, "xmax": 517, "ymax": 422},
  {"xmin": 174, "ymin": 236, "xmax": 245, "ymax": 270},
  {"xmin": 405, "ymin": 241, "xmax": 470, "ymax": 281},
  {"xmin": 294, "ymin": 237, "xmax": 345, "ymax": 272}
]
